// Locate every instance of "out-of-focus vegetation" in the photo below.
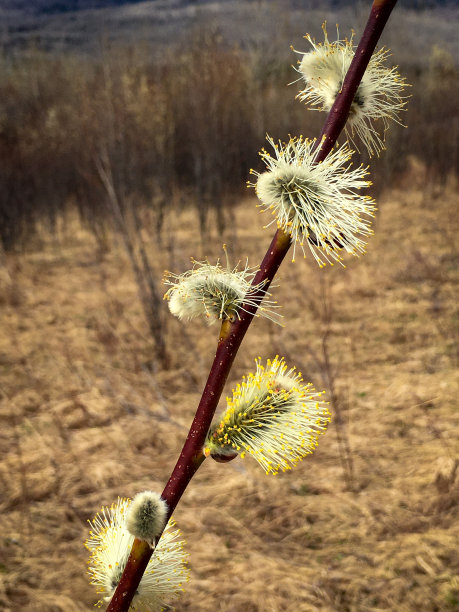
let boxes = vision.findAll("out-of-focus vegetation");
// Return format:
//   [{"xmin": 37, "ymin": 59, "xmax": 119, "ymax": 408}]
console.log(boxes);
[{"xmin": 0, "ymin": 28, "xmax": 457, "ymax": 252}]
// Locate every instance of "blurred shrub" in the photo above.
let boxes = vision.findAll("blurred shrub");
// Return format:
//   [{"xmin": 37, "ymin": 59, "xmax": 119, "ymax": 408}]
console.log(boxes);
[
  {"xmin": 414, "ymin": 46, "xmax": 459, "ymax": 183},
  {"xmin": 0, "ymin": 38, "xmax": 456, "ymax": 250}
]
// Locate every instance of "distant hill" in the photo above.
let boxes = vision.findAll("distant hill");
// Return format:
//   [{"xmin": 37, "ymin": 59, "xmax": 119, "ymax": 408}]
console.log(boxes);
[
  {"xmin": 0, "ymin": 0, "xmax": 143, "ymax": 16},
  {"xmin": 1, "ymin": 0, "xmax": 458, "ymax": 59},
  {"xmin": 1, "ymin": 0, "xmax": 456, "ymax": 18}
]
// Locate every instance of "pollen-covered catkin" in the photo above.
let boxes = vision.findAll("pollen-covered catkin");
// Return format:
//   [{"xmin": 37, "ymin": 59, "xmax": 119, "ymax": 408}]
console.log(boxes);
[
  {"xmin": 249, "ymin": 135, "xmax": 375, "ymax": 267},
  {"xmin": 204, "ymin": 356, "xmax": 330, "ymax": 474}
]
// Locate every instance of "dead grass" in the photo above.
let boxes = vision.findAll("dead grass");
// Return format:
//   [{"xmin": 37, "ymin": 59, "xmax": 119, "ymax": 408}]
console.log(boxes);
[{"xmin": 0, "ymin": 181, "xmax": 458, "ymax": 611}]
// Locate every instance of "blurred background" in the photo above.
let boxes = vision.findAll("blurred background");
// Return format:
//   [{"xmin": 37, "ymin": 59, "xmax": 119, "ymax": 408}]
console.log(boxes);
[{"xmin": 0, "ymin": 1, "xmax": 458, "ymax": 610}]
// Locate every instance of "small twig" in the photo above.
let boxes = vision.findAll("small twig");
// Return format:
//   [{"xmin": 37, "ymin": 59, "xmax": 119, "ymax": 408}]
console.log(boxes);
[
  {"xmin": 303, "ymin": 275, "xmax": 354, "ymax": 488},
  {"xmin": 95, "ymin": 150, "xmax": 169, "ymax": 366},
  {"xmin": 0, "ymin": 388, "xmax": 31, "ymax": 540},
  {"xmin": 318, "ymin": 279, "xmax": 354, "ymax": 488}
]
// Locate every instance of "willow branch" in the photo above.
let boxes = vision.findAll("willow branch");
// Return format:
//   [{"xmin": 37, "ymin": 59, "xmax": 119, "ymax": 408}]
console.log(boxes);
[{"xmin": 107, "ymin": 1, "xmax": 398, "ymax": 609}]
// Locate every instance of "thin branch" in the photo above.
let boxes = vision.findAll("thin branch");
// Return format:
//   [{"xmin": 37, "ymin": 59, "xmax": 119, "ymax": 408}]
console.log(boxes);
[
  {"xmin": 96, "ymin": 149, "xmax": 169, "ymax": 365},
  {"xmin": 107, "ymin": 1, "xmax": 399, "ymax": 609}
]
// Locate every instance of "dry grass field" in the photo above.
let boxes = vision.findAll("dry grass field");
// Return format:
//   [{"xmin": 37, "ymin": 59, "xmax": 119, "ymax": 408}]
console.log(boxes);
[{"xmin": 0, "ymin": 172, "xmax": 458, "ymax": 611}]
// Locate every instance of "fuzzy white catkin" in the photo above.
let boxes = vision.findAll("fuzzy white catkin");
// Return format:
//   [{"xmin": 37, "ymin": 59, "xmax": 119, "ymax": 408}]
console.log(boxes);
[
  {"xmin": 250, "ymin": 135, "xmax": 375, "ymax": 267},
  {"xmin": 126, "ymin": 491, "xmax": 168, "ymax": 545},
  {"xmin": 86, "ymin": 498, "xmax": 189, "ymax": 609},
  {"xmin": 295, "ymin": 26, "xmax": 409, "ymax": 156},
  {"xmin": 163, "ymin": 259, "xmax": 281, "ymax": 324}
]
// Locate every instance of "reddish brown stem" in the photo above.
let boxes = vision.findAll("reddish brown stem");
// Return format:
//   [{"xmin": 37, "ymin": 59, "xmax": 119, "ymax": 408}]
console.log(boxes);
[
  {"xmin": 161, "ymin": 228, "xmax": 292, "ymax": 511},
  {"xmin": 107, "ymin": 1, "xmax": 398, "ymax": 609}
]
